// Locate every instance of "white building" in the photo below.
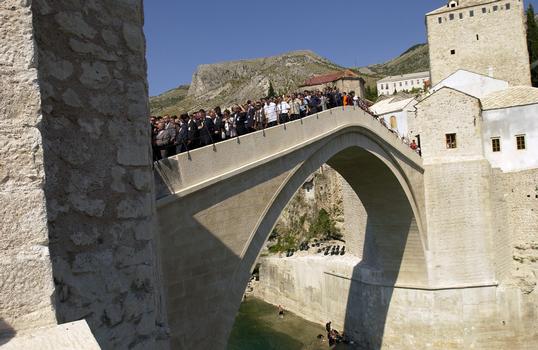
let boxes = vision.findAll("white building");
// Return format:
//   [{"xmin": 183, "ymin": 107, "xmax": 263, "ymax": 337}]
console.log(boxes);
[
  {"xmin": 377, "ymin": 71, "xmax": 430, "ymax": 96},
  {"xmin": 370, "ymin": 97, "xmax": 417, "ymax": 138},
  {"xmin": 481, "ymin": 86, "xmax": 538, "ymax": 172},
  {"xmin": 412, "ymin": 70, "xmax": 538, "ymax": 173}
]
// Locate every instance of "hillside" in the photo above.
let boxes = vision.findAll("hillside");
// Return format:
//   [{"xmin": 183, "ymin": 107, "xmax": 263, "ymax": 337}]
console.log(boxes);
[
  {"xmin": 150, "ymin": 45, "xmax": 431, "ymax": 115},
  {"xmin": 149, "ymin": 85, "xmax": 189, "ymax": 113},
  {"xmin": 150, "ymin": 50, "xmax": 344, "ymax": 115},
  {"xmin": 358, "ymin": 43, "xmax": 430, "ymax": 77}
]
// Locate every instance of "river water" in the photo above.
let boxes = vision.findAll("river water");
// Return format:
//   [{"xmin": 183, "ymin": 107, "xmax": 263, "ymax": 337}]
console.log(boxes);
[{"xmin": 228, "ymin": 297, "xmax": 356, "ymax": 350}]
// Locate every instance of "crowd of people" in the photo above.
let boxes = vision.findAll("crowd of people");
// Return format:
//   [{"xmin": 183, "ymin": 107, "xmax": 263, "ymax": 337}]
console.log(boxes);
[{"xmin": 150, "ymin": 86, "xmax": 421, "ymax": 162}]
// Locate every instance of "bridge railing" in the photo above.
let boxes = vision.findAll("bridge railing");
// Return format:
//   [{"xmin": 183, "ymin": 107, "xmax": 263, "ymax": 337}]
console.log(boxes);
[{"xmin": 154, "ymin": 106, "xmax": 422, "ymax": 200}]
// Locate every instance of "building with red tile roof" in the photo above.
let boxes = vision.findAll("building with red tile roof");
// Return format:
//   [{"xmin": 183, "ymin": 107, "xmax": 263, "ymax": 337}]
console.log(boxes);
[{"xmin": 300, "ymin": 70, "xmax": 366, "ymax": 98}]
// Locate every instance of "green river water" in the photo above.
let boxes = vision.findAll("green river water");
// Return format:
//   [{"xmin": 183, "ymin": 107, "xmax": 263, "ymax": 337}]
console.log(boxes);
[{"xmin": 227, "ymin": 297, "xmax": 357, "ymax": 350}]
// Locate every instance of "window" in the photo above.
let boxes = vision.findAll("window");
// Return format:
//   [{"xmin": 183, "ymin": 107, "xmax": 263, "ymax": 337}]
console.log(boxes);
[
  {"xmin": 470, "ymin": 10, "xmax": 474, "ymax": 17},
  {"xmin": 390, "ymin": 116, "xmax": 398, "ymax": 129},
  {"xmin": 516, "ymin": 135, "xmax": 526, "ymax": 150},
  {"xmin": 482, "ymin": 7, "xmax": 487, "ymax": 13},
  {"xmin": 491, "ymin": 138, "xmax": 501, "ymax": 152},
  {"xmin": 459, "ymin": 13, "xmax": 463, "ymax": 19},
  {"xmin": 449, "ymin": 13, "xmax": 455, "ymax": 20},
  {"xmin": 476, "ymin": 34, "xmax": 479, "ymax": 40},
  {"xmin": 399, "ymin": 82, "xmax": 402, "ymax": 87},
  {"xmin": 446, "ymin": 133, "xmax": 457, "ymax": 149},
  {"xmin": 438, "ymin": 17, "xmax": 443, "ymax": 23},
  {"xmin": 506, "ymin": 3, "xmax": 511, "ymax": 10},
  {"xmin": 451, "ymin": 49, "xmax": 456, "ymax": 55},
  {"xmin": 493, "ymin": 5, "xmax": 498, "ymax": 11}
]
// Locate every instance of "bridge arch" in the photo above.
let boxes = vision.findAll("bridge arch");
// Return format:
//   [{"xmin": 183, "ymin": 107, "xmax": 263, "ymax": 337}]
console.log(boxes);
[{"xmin": 155, "ymin": 108, "xmax": 428, "ymax": 348}]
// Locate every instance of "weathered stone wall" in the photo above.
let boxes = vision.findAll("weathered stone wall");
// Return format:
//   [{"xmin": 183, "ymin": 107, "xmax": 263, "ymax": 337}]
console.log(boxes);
[
  {"xmin": 427, "ymin": 0, "xmax": 531, "ymax": 86},
  {"xmin": 0, "ymin": 0, "xmax": 57, "ymax": 335},
  {"xmin": 341, "ymin": 180, "xmax": 367, "ymax": 258},
  {"xmin": 411, "ymin": 87, "xmax": 497, "ymax": 286},
  {"xmin": 255, "ymin": 256, "xmax": 538, "ymax": 349},
  {"xmin": 492, "ymin": 168, "xmax": 538, "ymax": 292},
  {"xmin": 20, "ymin": 1, "xmax": 160, "ymax": 349},
  {"xmin": 410, "ymin": 87, "xmax": 484, "ymax": 164}
]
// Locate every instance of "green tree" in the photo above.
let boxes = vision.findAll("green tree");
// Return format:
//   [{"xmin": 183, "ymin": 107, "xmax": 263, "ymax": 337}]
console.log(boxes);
[
  {"xmin": 308, "ymin": 209, "xmax": 342, "ymax": 241},
  {"xmin": 364, "ymin": 85, "xmax": 378, "ymax": 102},
  {"xmin": 267, "ymin": 81, "xmax": 276, "ymax": 98},
  {"xmin": 526, "ymin": 4, "xmax": 538, "ymax": 86}
]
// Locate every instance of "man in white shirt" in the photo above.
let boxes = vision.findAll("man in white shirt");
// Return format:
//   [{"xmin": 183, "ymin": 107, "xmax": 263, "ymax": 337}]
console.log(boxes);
[
  {"xmin": 264, "ymin": 98, "xmax": 278, "ymax": 127},
  {"xmin": 289, "ymin": 93, "xmax": 301, "ymax": 121},
  {"xmin": 276, "ymin": 97, "xmax": 290, "ymax": 124}
]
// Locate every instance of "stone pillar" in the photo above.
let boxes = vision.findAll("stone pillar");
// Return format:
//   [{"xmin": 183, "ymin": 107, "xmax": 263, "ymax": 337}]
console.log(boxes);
[
  {"xmin": 0, "ymin": 0, "xmax": 57, "ymax": 336},
  {"xmin": 1, "ymin": 1, "xmax": 163, "ymax": 349},
  {"xmin": 341, "ymin": 179, "xmax": 367, "ymax": 258}
]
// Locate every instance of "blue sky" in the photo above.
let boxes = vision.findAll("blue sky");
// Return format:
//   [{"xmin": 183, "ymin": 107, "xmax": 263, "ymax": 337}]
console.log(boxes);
[{"xmin": 144, "ymin": 0, "xmax": 538, "ymax": 96}]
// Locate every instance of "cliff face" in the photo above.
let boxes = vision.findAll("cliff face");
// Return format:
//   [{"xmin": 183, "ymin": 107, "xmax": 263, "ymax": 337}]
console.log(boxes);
[{"xmin": 273, "ymin": 165, "xmax": 346, "ymax": 244}]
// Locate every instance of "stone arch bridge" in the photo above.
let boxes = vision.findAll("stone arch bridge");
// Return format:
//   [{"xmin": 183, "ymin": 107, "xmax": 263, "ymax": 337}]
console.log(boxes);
[
  {"xmin": 6, "ymin": 2, "xmax": 532, "ymax": 349},
  {"xmin": 154, "ymin": 107, "xmax": 428, "ymax": 348}
]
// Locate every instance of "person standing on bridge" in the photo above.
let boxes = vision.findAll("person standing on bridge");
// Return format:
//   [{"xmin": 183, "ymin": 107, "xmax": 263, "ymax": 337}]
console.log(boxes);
[
  {"xmin": 264, "ymin": 98, "xmax": 278, "ymax": 128},
  {"xmin": 223, "ymin": 109, "xmax": 236, "ymax": 138},
  {"xmin": 187, "ymin": 113, "xmax": 199, "ymax": 149},
  {"xmin": 175, "ymin": 114, "xmax": 189, "ymax": 153},
  {"xmin": 299, "ymin": 93, "xmax": 308, "ymax": 118},
  {"xmin": 289, "ymin": 93, "xmax": 301, "ymax": 121},
  {"xmin": 211, "ymin": 107, "xmax": 223, "ymax": 142},
  {"xmin": 232, "ymin": 105, "xmax": 247, "ymax": 136},
  {"xmin": 276, "ymin": 97, "xmax": 290, "ymax": 124},
  {"xmin": 198, "ymin": 109, "xmax": 215, "ymax": 147},
  {"xmin": 308, "ymin": 92, "xmax": 321, "ymax": 115},
  {"xmin": 244, "ymin": 100, "xmax": 257, "ymax": 134},
  {"xmin": 155, "ymin": 121, "xmax": 173, "ymax": 158},
  {"xmin": 253, "ymin": 101, "xmax": 266, "ymax": 130}
]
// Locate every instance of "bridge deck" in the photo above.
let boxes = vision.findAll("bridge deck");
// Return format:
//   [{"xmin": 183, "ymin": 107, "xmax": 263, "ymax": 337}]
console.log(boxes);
[{"xmin": 155, "ymin": 106, "xmax": 422, "ymax": 201}]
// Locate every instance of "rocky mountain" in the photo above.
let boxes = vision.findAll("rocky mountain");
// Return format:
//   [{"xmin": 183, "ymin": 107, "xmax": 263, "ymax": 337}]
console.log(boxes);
[
  {"xmin": 149, "ymin": 45, "xmax": 431, "ymax": 115},
  {"xmin": 150, "ymin": 50, "xmax": 343, "ymax": 115}
]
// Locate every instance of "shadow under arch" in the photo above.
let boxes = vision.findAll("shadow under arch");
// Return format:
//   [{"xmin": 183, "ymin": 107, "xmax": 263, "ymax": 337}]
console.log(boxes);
[
  {"xmin": 0, "ymin": 318, "xmax": 16, "ymax": 346},
  {"xmin": 226, "ymin": 130, "xmax": 428, "ymax": 347},
  {"xmin": 156, "ymin": 123, "xmax": 427, "ymax": 349}
]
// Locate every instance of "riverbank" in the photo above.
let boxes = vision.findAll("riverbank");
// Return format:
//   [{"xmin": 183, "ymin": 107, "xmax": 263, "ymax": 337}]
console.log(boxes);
[
  {"xmin": 251, "ymin": 254, "xmax": 360, "ymax": 333},
  {"xmin": 228, "ymin": 297, "xmax": 357, "ymax": 350},
  {"xmin": 250, "ymin": 254, "xmax": 538, "ymax": 349}
]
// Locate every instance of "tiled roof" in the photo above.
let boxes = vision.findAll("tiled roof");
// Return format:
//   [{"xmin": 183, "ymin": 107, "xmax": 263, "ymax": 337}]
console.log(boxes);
[
  {"xmin": 303, "ymin": 70, "xmax": 360, "ymax": 86},
  {"xmin": 377, "ymin": 71, "xmax": 430, "ymax": 84},
  {"xmin": 481, "ymin": 86, "xmax": 538, "ymax": 110}
]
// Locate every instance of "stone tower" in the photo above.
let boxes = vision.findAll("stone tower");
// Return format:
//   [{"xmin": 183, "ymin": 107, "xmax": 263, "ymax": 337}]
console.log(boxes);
[{"xmin": 426, "ymin": 0, "xmax": 531, "ymax": 86}]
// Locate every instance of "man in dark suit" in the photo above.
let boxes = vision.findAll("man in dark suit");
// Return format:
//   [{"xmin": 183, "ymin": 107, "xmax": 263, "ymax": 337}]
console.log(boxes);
[
  {"xmin": 232, "ymin": 105, "xmax": 247, "ymax": 136},
  {"xmin": 198, "ymin": 109, "xmax": 215, "ymax": 147},
  {"xmin": 187, "ymin": 113, "xmax": 199, "ymax": 150}
]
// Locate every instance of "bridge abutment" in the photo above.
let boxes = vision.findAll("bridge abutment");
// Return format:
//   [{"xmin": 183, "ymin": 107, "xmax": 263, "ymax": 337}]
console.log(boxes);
[{"xmin": 1, "ymin": 1, "xmax": 163, "ymax": 348}]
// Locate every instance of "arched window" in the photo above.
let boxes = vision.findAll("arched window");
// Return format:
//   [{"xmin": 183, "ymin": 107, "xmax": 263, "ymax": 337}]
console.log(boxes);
[
  {"xmin": 390, "ymin": 116, "xmax": 398, "ymax": 129},
  {"xmin": 448, "ymin": 1, "xmax": 458, "ymax": 8}
]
